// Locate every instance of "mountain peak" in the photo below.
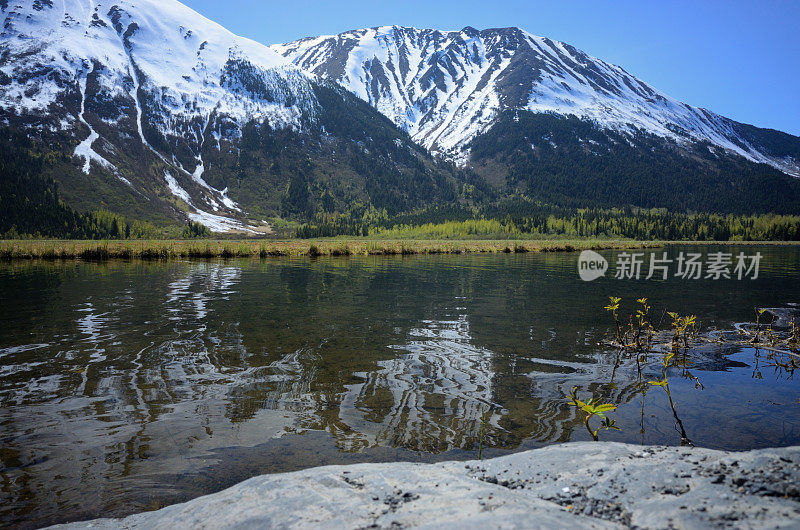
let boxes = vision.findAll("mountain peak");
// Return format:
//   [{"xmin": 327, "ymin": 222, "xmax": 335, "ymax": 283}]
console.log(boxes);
[
  {"xmin": 2, "ymin": 3, "xmax": 798, "ymax": 235},
  {"xmin": 270, "ymin": 25, "xmax": 799, "ymax": 175},
  {"xmin": 0, "ymin": 0, "xmax": 320, "ymax": 231}
]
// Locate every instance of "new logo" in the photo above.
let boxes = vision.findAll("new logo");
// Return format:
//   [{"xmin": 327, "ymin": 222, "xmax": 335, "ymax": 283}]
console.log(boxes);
[{"xmin": 578, "ymin": 250, "xmax": 609, "ymax": 282}]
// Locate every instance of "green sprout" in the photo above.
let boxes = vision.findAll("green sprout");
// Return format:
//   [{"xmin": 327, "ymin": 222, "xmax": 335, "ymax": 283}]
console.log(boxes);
[
  {"xmin": 753, "ymin": 308, "xmax": 768, "ymax": 344},
  {"xmin": 633, "ymin": 297, "xmax": 655, "ymax": 351},
  {"xmin": 789, "ymin": 318, "xmax": 799, "ymax": 348},
  {"xmin": 605, "ymin": 296, "xmax": 623, "ymax": 344},
  {"xmin": 567, "ymin": 386, "xmax": 620, "ymax": 441},
  {"xmin": 648, "ymin": 351, "xmax": 693, "ymax": 446},
  {"xmin": 667, "ymin": 312, "xmax": 697, "ymax": 349}
]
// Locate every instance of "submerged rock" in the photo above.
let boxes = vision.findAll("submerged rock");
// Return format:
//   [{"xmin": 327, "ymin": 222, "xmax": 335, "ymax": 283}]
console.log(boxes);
[{"xmin": 52, "ymin": 442, "xmax": 800, "ymax": 529}]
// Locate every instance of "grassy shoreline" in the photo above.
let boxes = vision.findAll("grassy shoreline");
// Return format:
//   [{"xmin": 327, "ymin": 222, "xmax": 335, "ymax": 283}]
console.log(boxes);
[{"xmin": 0, "ymin": 238, "xmax": 665, "ymax": 260}]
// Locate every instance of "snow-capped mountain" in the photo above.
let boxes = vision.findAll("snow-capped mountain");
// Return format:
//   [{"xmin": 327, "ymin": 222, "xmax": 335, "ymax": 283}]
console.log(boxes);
[
  {"xmin": 2, "ymin": 5, "xmax": 799, "ymax": 233},
  {"xmin": 0, "ymin": 2, "xmax": 465, "ymax": 232},
  {"xmin": 0, "ymin": 0, "xmax": 323, "ymax": 230},
  {"xmin": 272, "ymin": 26, "xmax": 800, "ymax": 176}
]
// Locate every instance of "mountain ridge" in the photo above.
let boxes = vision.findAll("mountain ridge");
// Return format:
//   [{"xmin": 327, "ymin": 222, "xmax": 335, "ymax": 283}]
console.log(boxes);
[
  {"xmin": 0, "ymin": 1, "xmax": 468, "ymax": 232},
  {"xmin": 1, "ymin": 2, "xmax": 799, "ymax": 236},
  {"xmin": 271, "ymin": 24, "xmax": 800, "ymax": 176}
]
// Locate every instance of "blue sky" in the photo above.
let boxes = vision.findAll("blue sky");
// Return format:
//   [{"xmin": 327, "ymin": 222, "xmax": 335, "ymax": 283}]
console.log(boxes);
[{"xmin": 183, "ymin": 0, "xmax": 800, "ymax": 135}]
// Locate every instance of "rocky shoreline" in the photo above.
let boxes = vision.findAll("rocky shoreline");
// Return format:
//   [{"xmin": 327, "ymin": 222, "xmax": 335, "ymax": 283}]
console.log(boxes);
[{"xmin": 53, "ymin": 442, "xmax": 800, "ymax": 529}]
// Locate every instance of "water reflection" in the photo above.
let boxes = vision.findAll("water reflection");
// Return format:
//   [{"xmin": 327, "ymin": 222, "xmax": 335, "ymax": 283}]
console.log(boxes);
[
  {"xmin": 0, "ymin": 248, "xmax": 799, "ymax": 527},
  {"xmin": 339, "ymin": 316, "xmax": 500, "ymax": 452}
]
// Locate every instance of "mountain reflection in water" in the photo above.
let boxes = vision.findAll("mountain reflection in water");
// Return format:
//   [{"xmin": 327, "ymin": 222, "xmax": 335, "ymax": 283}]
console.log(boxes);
[{"xmin": 1, "ymin": 248, "xmax": 799, "ymax": 528}]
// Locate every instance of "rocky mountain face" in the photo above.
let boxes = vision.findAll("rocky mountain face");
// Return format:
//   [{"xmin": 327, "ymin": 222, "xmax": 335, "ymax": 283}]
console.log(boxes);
[
  {"xmin": 272, "ymin": 25, "xmax": 800, "ymax": 176},
  {"xmin": 1, "ymin": 4, "xmax": 799, "ymax": 232},
  {"xmin": 0, "ymin": 1, "xmax": 461, "ymax": 231}
]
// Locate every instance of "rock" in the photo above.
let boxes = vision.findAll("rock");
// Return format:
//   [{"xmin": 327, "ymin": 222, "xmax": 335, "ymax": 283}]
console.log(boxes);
[{"xmin": 50, "ymin": 442, "xmax": 800, "ymax": 529}]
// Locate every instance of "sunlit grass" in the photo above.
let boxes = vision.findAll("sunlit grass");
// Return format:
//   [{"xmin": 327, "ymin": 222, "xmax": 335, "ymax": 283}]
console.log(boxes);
[{"xmin": 0, "ymin": 238, "xmax": 658, "ymax": 260}]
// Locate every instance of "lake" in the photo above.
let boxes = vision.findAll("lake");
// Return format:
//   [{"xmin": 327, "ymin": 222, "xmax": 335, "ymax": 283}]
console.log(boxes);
[{"xmin": 1, "ymin": 245, "xmax": 799, "ymax": 528}]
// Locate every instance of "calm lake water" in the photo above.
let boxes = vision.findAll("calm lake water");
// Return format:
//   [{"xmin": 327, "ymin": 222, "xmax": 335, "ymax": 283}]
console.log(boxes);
[{"xmin": 1, "ymin": 245, "xmax": 799, "ymax": 528}]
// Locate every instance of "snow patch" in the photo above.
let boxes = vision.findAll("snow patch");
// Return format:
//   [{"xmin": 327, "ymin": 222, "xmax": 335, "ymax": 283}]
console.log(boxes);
[
  {"xmin": 164, "ymin": 170, "xmax": 254, "ymax": 233},
  {"xmin": 74, "ymin": 68, "xmax": 116, "ymax": 175},
  {"xmin": 164, "ymin": 170, "xmax": 193, "ymax": 205},
  {"xmin": 187, "ymin": 210, "xmax": 256, "ymax": 234}
]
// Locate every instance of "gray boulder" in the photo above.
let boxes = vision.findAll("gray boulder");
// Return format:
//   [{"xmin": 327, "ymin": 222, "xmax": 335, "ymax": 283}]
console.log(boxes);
[{"xmin": 52, "ymin": 442, "xmax": 800, "ymax": 529}]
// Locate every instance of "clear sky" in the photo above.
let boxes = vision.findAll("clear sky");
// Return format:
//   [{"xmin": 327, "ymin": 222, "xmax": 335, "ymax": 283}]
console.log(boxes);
[{"xmin": 182, "ymin": 0, "xmax": 800, "ymax": 136}]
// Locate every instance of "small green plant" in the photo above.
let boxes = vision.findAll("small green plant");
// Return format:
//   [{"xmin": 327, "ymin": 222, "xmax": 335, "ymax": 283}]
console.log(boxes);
[
  {"xmin": 604, "ymin": 297, "xmax": 656, "ymax": 353},
  {"xmin": 639, "ymin": 384, "xmax": 648, "ymax": 441},
  {"xmin": 648, "ymin": 351, "xmax": 693, "ymax": 446},
  {"xmin": 789, "ymin": 318, "xmax": 799, "ymax": 348},
  {"xmin": 632, "ymin": 297, "xmax": 655, "ymax": 351},
  {"xmin": 567, "ymin": 386, "xmax": 620, "ymax": 441},
  {"xmin": 752, "ymin": 308, "xmax": 768, "ymax": 343},
  {"xmin": 597, "ymin": 298, "xmax": 800, "ymax": 445},
  {"xmin": 763, "ymin": 311, "xmax": 778, "ymax": 346},
  {"xmin": 605, "ymin": 296, "xmax": 623, "ymax": 344},
  {"xmin": 667, "ymin": 312, "xmax": 697, "ymax": 349}
]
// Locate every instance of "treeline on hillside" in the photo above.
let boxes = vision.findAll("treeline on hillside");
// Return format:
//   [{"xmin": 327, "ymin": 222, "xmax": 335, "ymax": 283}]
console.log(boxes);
[
  {"xmin": 469, "ymin": 112, "xmax": 800, "ymax": 215},
  {"xmin": 215, "ymin": 85, "xmax": 480, "ymax": 221},
  {"xmin": 0, "ymin": 129, "xmax": 207, "ymax": 240},
  {"xmin": 296, "ymin": 202, "xmax": 800, "ymax": 241}
]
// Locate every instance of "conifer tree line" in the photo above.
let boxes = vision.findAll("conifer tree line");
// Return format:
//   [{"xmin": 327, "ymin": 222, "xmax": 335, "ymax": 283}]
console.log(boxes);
[
  {"xmin": 297, "ymin": 202, "xmax": 800, "ymax": 241},
  {"xmin": 2, "ymin": 123, "xmax": 799, "ymax": 241},
  {"xmin": 0, "ymin": 129, "xmax": 209, "ymax": 240}
]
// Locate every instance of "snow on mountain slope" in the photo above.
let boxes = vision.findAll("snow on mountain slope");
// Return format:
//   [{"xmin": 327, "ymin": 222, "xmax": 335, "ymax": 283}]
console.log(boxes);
[
  {"xmin": 0, "ymin": 0, "xmax": 317, "ymax": 230},
  {"xmin": 272, "ymin": 26, "xmax": 799, "ymax": 176},
  {"xmin": 3, "ymin": 5, "xmax": 798, "ymax": 229}
]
